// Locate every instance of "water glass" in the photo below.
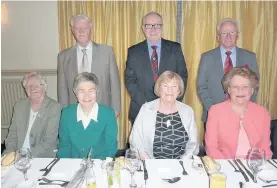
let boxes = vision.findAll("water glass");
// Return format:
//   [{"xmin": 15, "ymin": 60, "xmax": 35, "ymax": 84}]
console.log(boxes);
[
  {"xmin": 14, "ymin": 148, "xmax": 32, "ymax": 181},
  {"xmin": 209, "ymin": 172, "xmax": 227, "ymax": 188},
  {"xmin": 125, "ymin": 149, "xmax": 140, "ymax": 188},
  {"xmin": 246, "ymin": 148, "xmax": 265, "ymax": 183},
  {"xmin": 106, "ymin": 161, "xmax": 120, "ymax": 188}
]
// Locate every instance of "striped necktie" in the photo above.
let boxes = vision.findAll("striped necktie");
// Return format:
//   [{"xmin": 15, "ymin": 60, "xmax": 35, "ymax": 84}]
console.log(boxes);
[{"xmin": 151, "ymin": 46, "xmax": 159, "ymax": 81}]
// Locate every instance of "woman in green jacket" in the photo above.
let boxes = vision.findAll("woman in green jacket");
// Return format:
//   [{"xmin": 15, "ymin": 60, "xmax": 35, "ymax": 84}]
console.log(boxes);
[{"xmin": 57, "ymin": 72, "xmax": 118, "ymax": 159}]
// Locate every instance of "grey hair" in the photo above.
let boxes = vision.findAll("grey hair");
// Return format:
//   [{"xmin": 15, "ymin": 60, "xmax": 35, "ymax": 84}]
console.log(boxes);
[
  {"xmin": 22, "ymin": 72, "xmax": 47, "ymax": 90},
  {"xmin": 70, "ymin": 14, "xmax": 93, "ymax": 30},
  {"xmin": 142, "ymin": 11, "xmax": 163, "ymax": 25},
  {"xmin": 216, "ymin": 18, "xmax": 239, "ymax": 35},
  {"xmin": 73, "ymin": 72, "xmax": 99, "ymax": 93}
]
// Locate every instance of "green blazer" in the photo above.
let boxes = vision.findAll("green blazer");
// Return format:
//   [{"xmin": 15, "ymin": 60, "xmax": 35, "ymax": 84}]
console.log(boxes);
[{"xmin": 57, "ymin": 104, "xmax": 118, "ymax": 160}]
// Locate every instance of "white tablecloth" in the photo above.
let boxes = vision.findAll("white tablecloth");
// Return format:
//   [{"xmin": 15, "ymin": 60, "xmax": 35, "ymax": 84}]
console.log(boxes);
[{"xmin": 1, "ymin": 158, "xmax": 277, "ymax": 188}]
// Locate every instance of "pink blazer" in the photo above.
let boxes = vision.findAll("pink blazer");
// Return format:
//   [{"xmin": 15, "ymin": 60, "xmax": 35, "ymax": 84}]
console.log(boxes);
[{"xmin": 205, "ymin": 100, "xmax": 272, "ymax": 159}]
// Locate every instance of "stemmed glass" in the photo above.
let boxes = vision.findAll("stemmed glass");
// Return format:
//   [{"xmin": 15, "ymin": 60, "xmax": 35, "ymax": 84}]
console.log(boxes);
[
  {"xmin": 125, "ymin": 148, "xmax": 140, "ymax": 188},
  {"xmin": 14, "ymin": 148, "xmax": 32, "ymax": 181},
  {"xmin": 246, "ymin": 148, "xmax": 266, "ymax": 183}
]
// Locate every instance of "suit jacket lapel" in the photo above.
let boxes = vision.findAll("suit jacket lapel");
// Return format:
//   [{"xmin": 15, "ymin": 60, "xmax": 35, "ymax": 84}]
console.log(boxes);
[
  {"xmin": 215, "ymin": 47, "xmax": 224, "ymax": 78},
  {"xmin": 20, "ymin": 100, "xmax": 31, "ymax": 148},
  {"xmin": 69, "ymin": 46, "xmax": 78, "ymax": 79},
  {"xmin": 159, "ymin": 39, "xmax": 170, "ymax": 74},
  {"xmin": 29, "ymin": 96, "xmax": 50, "ymax": 147},
  {"xmin": 91, "ymin": 41, "xmax": 98, "ymax": 72},
  {"xmin": 235, "ymin": 47, "xmax": 243, "ymax": 67},
  {"xmin": 141, "ymin": 40, "xmax": 155, "ymax": 83}
]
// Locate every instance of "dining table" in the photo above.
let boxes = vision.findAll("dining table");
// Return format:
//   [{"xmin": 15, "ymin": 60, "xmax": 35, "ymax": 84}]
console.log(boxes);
[{"xmin": 1, "ymin": 157, "xmax": 277, "ymax": 188}]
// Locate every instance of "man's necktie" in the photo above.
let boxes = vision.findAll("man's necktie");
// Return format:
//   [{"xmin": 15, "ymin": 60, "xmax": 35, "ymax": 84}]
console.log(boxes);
[
  {"xmin": 224, "ymin": 51, "xmax": 233, "ymax": 99},
  {"xmin": 151, "ymin": 46, "xmax": 159, "ymax": 81},
  {"xmin": 81, "ymin": 49, "xmax": 88, "ymax": 73},
  {"xmin": 224, "ymin": 51, "xmax": 233, "ymax": 73}
]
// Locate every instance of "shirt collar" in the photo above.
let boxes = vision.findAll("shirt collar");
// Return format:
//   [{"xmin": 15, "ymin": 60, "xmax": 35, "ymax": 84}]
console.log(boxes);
[
  {"xmin": 77, "ymin": 103, "xmax": 98, "ymax": 122},
  {"xmin": 147, "ymin": 40, "xmax": 162, "ymax": 49},
  {"xmin": 77, "ymin": 41, "xmax": 92, "ymax": 52},
  {"xmin": 220, "ymin": 45, "xmax": 236, "ymax": 54}
]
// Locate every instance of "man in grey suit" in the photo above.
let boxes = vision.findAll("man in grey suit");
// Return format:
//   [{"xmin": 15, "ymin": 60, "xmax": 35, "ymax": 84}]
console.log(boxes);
[
  {"xmin": 125, "ymin": 12, "xmax": 188, "ymax": 124},
  {"xmin": 58, "ymin": 14, "xmax": 121, "ymax": 117},
  {"xmin": 197, "ymin": 18, "xmax": 259, "ymax": 127}
]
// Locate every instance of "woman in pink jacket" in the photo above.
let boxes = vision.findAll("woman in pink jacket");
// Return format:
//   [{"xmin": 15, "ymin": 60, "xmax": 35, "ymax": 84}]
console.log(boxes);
[{"xmin": 205, "ymin": 67, "xmax": 272, "ymax": 159}]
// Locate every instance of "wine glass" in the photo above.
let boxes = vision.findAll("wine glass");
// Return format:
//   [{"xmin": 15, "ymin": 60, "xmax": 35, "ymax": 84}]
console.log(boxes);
[
  {"xmin": 246, "ymin": 148, "xmax": 266, "ymax": 183},
  {"xmin": 14, "ymin": 148, "xmax": 32, "ymax": 181},
  {"xmin": 125, "ymin": 148, "xmax": 140, "ymax": 188}
]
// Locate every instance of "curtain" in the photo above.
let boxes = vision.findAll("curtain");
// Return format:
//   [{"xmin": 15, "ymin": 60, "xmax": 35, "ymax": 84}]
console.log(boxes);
[
  {"xmin": 58, "ymin": 1, "xmax": 277, "ymax": 147},
  {"xmin": 58, "ymin": 1, "xmax": 177, "ymax": 149},
  {"xmin": 181, "ymin": 1, "xmax": 277, "ymax": 142}
]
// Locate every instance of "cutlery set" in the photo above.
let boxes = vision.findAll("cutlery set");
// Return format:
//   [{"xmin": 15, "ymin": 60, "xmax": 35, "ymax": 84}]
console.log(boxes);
[
  {"xmin": 228, "ymin": 159, "xmax": 277, "ymax": 187},
  {"xmin": 37, "ymin": 158, "xmax": 69, "ymax": 186}
]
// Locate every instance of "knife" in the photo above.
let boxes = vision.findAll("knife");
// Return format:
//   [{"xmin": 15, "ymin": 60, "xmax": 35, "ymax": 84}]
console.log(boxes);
[
  {"xmin": 267, "ymin": 160, "xmax": 277, "ymax": 169},
  {"xmin": 42, "ymin": 158, "xmax": 60, "ymax": 176},
  {"xmin": 233, "ymin": 160, "xmax": 249, "ymax": 182},
  {"xmin": 237, "ymin": 159, "xmax": 254, "ymax": 182},
  {"xmin": 263, "ymin": 184, "xmax": 277, "ymax": 187},
  {"xmin": 142, "ymin": 160, "xmax": 148, "ymax": 185}
]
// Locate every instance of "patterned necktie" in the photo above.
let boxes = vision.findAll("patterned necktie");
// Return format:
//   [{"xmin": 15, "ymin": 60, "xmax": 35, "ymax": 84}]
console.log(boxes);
[
  {"xmin": 224, "ymin": 51, "xmax": 233, "ymax": 100},
  {"xmin": 81, "ymin": 48, "xmax": 88, "ymax": 73},
  {"xmin": 224, "ymin": 51, "xmax": 233, "ymax": 73},
  {"xmin": 151, "ymin": 46, "xmax": 159, "ymax": 81}
]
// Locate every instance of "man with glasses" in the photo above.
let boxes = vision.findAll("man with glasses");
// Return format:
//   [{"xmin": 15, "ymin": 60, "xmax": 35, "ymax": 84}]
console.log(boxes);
[
  {"xmin": 197, "ymin": 18, "xmax": 259, "ymax": 129},
  {"xmin": 125, "ymin": 11, "xmax": 188, "ymax": 125},
  {"xmin": 57, "ymin": 14, "xmax": 121, "ymax": 117}
]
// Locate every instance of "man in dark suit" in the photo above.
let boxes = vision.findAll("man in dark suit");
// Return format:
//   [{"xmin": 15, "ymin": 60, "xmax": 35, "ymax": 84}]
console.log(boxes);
[
  {"xmin": 197, "ymin": 18, "xmax": 259, "ymax": 128},
  {"xmin": 125, "ymin": 12, "xmax": 188, "ymax": 124}
]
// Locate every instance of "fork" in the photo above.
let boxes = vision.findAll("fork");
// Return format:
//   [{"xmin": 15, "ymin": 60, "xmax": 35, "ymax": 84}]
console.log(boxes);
[
  {"xmin": 39, "ymin": 182, "xmax": 69, "ymax": 187},
  {"xmin": 179, "ymin": 160, "xmax": 188, "ymax": 175},
  {"xmin": 38, "ymin": 177, "xmax": 69, "ymax": 183},
  {"xmin": 39, "ymin": 158, "xmax": 56, "ymax": 171}
]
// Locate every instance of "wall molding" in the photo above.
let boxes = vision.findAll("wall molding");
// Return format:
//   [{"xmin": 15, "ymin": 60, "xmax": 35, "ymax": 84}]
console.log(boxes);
[{"xmin": 2, "ymin": 69, "xmax": 57, "ymax": 76}]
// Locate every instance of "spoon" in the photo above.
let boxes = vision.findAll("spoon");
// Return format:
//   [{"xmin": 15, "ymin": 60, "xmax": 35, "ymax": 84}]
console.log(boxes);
[{"xmin": 162, "ymin": 177, "xmax": 181, "ymax": 183}]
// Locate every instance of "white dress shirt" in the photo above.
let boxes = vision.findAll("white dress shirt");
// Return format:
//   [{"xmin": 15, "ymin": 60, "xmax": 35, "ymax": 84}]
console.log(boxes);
[
  {"xmin": 77, "ymin": 41, "xmax": 93, "ymax": 73},
  {"xmin": 77, "ymin": 103, "xmax": 98, "ymax": 129},
  {"xmin": 22, "ymin": 109, "xmax": 38, "ymax": 149}
]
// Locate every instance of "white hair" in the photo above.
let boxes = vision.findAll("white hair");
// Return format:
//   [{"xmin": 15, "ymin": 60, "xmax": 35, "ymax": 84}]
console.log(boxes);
[
  {"xmin": 22, "ymin": 72, "xmax": 47, "ymax": 90},
  {"xmin": 216, "ymin": 18, "xmax": 239, "ymax": 35},
  {"xmin": 73, "ymin": 72, "xmax": 99, "ymax": 93},
  {"xmin": 70, "ymin": 14, "xmax": 93, "ymax": 30}
]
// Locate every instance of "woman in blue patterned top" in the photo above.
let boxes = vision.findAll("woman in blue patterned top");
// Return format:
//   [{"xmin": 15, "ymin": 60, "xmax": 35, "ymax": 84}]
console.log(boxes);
[{"xmin": 130, "ymin": 71, "xmax": 199, "ymax": 159}]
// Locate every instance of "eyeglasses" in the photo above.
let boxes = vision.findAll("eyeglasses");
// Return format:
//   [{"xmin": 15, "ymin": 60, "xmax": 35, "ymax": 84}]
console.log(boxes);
[
  {"xmin": 229, "ymin": 85, "xmax": 251, "ymax": 91},
  {"xmin": 144, "ymin": 24, "xmax": 163, "ymax": 29},
  {"xmin": 219, "ymin": 31, "xmax": 237, "ymax": 36},
  {"xmin": 25, "ymin": 84, "xmax": 44, "ymax": 90}
]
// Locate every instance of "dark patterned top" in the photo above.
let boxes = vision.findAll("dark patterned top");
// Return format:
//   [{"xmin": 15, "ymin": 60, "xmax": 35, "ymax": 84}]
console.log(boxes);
[{"xmin": 153, "ymin": 111, "xmax": 189, "ymax": 159}]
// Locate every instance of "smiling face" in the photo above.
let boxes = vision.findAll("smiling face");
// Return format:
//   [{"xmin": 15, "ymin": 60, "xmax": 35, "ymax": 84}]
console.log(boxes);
[
  {"xmin": 218, "ymin": 21, "xmax": 238, "ymax": 50},
  {"xmin": 142, "ymin": 13, "xmax": 163, "ymax": 43},
  {"xmin": 25, "ymin": 76, "xmax": 46, "ymax": 101},
  {"xmin": 72, "ymin": 19, "xmax": 92, "ymax": 47},
  {"xmin": 76, "ymin": 81, "xmax": 97, "ymax": 109},
  {"xmin": 159, "ymin": 79, "xmax": 180, "ymax": 103},
  {"xmin": 228, "ymin": 75, "xmax": 254, "ymax": 105}
]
